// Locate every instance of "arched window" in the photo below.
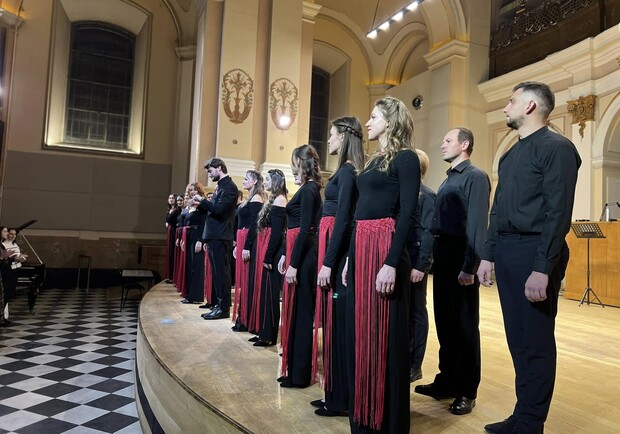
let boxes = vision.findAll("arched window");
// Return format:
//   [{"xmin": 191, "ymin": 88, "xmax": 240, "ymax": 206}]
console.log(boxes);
[
  {"xmin": 309, "ymin": 67, "xmax": 330, "ymax": 167},
  {"xmin": 65, "ymin": 22, "xmax": 135, "ymax": 149}
]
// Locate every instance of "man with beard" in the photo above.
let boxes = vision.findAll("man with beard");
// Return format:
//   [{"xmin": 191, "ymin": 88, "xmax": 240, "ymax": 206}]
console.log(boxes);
[
  {"xmin": 415, "ymin": 127, "xmax": 490, "ymax": 416},
  {"xmin": 477, "ymin": 82, "xmax": 580, "ymax": 434},
  {"xmin": 195, "ymin": 157, "xmax": 239, "ymax": 320}
]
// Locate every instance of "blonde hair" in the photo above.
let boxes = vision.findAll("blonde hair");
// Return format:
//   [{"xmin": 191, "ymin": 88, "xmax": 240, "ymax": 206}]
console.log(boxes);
[
  {"xmin": 415, "ymin": 149, "xmax": 429, "ymax": 179},
  {"xmin": 367, "ymin": 96, "xmax": 415, "ymax": 172}
]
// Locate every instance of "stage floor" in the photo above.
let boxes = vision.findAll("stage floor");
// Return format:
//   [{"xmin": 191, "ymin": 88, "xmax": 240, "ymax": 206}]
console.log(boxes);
[{"xmin": 136, "ymin": 281, "xmax": 620, "ymax": 433}]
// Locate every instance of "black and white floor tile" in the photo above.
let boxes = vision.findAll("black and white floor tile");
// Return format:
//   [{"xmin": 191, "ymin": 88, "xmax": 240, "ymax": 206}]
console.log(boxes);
[{"xmin": 0, "ymin": 288, "xmax": 142, "ymax": 434}]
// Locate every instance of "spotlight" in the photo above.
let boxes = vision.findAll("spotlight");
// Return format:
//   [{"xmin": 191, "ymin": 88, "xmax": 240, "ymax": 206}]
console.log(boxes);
[
  {"xmin": 392, "ymin": 11, "xmax": 404, "ymax": 21},
  {"xmin": 406, "ymin": 1, "xmax": 419, "ymax": 11},
  {"xmin": 279, "ymin": 115, "xmax": 291, "ymax": 128},
  {"xmin": 379, "ymin": 21, "xmax": 390, "ymax": 31},
  {"xmin": 366, "ymin": 30, "xmax": 378, "ymax": 39}
]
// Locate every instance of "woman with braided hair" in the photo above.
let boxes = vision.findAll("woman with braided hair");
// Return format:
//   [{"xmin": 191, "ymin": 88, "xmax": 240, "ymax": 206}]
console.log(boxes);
[
  {"xmin": 311, "ymin": 116, "xmax": 365, "ymax": 417},
  {"xmin": 344, "ymin": 97, "xmax": 420, "ymax": 433},
  {"xmin": 277, "ymin": 144, "xmax": 322, "ymax": 388}
]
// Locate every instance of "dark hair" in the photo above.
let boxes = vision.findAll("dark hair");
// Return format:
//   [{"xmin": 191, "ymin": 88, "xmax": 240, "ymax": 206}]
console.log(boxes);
[
  {"xmin": 456, "ymin": 127, "xmax": 474, "ymax": 155},
  {"xmin": 291, "ymin": 144, "xmax": 322, "ymax": 187},
  {"xmin": 513, "ymin": 81, "xmax": 555, "ymax": 118},
  {"xmin": 331, "ymin": 116, "xmax": 365, "ymax": 173},
  {"xmin": 204, "ymin": 157, "xmax": 228, "ymax": 174},
  {"xmin": 258, "ymin": 169, "xmax": 287, "ymax": 230}
]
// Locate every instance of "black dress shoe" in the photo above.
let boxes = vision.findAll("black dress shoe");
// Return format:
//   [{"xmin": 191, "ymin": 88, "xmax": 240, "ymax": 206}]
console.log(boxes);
[
  {"xmin": 248, "ymin": 336, "xmax": 260, "ymax": 342},
  {"xmin": 232, "ymin": 323, "xmax": 248, "ymax": 332},
  {"xmin": 414, "ymin": 383, "xmax": 456, "ymax": 400},
  {"xmin": 253, "ymin": 340, "xmax": 274, "ymax": 347},
  {"xmin": 314, "ymin": 406, "xmax": 347, "ymax": 417},
  {"xmin": 277, "ymin": 375, "xmax": 287, "ymax": 382},
  {"xmin": 410, "ymin": 367, "xmax": 423, "ymax": 383},
  {"xmin": 310, "ymin": 399, "xmax": 324, "ymax": 408},
  {"xmin": 484, "ymin": 416, "xmax": 516, "ymax": 434},
  {"xmin": 280, "ymin": 379, "xmax": 309, "ymax": 389},
  {"xmin": 181, "ymin": 299, "xmax": 200, "ymax": 304},
  {"xmin": 449, "ymin": 396, "xmax": 476, "ymax": 415},
  {"xmin": 199, "ymin": 303, "xmax": 214, "ymax": 309},
  {"xmin": 203, "ymin": 308, "xmax": 230, "ymax": 320}
]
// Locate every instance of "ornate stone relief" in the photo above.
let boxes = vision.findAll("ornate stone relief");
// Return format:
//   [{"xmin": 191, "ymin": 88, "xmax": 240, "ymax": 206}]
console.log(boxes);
[
  {"xmin": 269, "ymin": 78, "xmax": 298, "ymax": 130},
  {"xmin": 221, "ymin": 69, "xmax": 254, "ymax": 124},
  {"xmin": 567, "ymin": 94, "xmax": 596, "ymax": 139}
]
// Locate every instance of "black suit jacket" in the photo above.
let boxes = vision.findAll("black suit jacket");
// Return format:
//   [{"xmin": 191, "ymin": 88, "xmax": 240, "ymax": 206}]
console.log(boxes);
[{"xmin": 198, "ymin": 176, "xmax": 239, "ymax": 241}]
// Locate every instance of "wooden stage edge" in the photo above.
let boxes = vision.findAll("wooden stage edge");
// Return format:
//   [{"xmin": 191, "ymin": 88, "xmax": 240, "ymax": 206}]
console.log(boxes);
[{"xmin": 135, "ymin": 281, "xmax": 620, "ymax": 434}]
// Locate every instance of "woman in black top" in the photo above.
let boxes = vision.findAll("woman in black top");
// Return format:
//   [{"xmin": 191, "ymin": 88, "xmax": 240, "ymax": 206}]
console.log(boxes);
[
  {"xmin": 277, "ymin": 145, "xmax": 322, "ymax": 388},
  {"xmin": 344, "ymin": 97, "xmax": 419, "ymax": 433},
  {"xmin": 182, "ymin": 183, "xmax": 208, "ymax": 304},
  {"xmin": 166, "ymin": 194, "xmax": 182, "ymax": 282},
  {"xmin": 311, "ymin": 117, "xmax": 365, "ymax": 417},
  {"xmin": 250, "ymin": 169, "xmax": 287, "ymax": 346},
  {"xmin": 232, "ymin": 170, "xmax": 265, "ymax": 331}
]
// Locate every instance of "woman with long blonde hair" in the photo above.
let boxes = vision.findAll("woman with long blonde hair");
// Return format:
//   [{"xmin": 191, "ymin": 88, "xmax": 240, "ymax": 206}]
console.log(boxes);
[{"xmin": 344, "ymin": 96, "xmax": 420, "ymax": 433}]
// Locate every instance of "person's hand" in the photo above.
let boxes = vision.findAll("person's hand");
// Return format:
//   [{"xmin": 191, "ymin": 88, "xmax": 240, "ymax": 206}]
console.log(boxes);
[
  {"xmin": 458, "ymin": 271, "xmax": 475, "ymax": 286},
  {"xmin": 477, "ymin": 260, "xmax": 494, "ymax": 287},
  {"xmin": 180, "ymin": 240, "xmax": 185, "ymax": 251},
  {"xmin": 342, "ymin": 258, "xmax": 349, "ymax": 287},
  {"xmin": 410, "ymin": 268, "xmax": 425, "ymax": 283},
  {"xmin": 278, "ymin": 255, "xmax": 286, "ymax": 274},
  {"xmin": 232, "ymin": 248, "xmax": 237, "ymax": 260},
  {"xmin": 242, "ymin": 249, "xmax": 251, "ymax": 262},
  {"xmin": 317, "ymin": 265, "xmax": 332, "ymax": 289},
  {"xmin": 285, "ymin": 266, "xmax": 298, "ymax": 285},
  {"xmin": 192, "ymin": 194, "xmax": 203, "ymax": 204},
  {"xmin": 264, "ymin": 263, "xmax": 272, "ymax": 270},
  {"xmin": 525, "ymin": 271, "xmax": 549, "ymax": 302},
  {"xmin": 376, "ymin": 264, "xmax": 396, "ymax": 295},
  {"xmin": 203, "ymin": 243, "xmax": 208, "ymax": 252},
  {"xmin": 176, "ymin": 239, "xmax": 179, "ymax": 247},
  {"xmin": 18, "ymin": 254, "xmax": 28, "ymax": 263},
  {"xmin": 194, "ymin": 241, "xmax": 202, "ymax": 253}
]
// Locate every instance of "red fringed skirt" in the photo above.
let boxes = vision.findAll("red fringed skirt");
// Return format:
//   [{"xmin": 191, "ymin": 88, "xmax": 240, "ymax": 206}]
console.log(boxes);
[
  {"xmin": 354, "ymin": 217, "xmax": 395, "ymax": 431},
  {"xmin": 312, "ymin": 216, "xmax": 336, "ymax": 387},
  {"xmin": 280, "ymin": 227, "xmax": 300, "ymax": 376},
  {"xmin": 250, "ymin": 228, "xmax": 271, "ymax": 333},
  {"xmin": 233, "ymin": 229, "xmax": 249, "ymax": 323}
]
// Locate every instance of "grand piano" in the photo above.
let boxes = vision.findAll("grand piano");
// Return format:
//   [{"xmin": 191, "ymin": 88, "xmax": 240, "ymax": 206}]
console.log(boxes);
[{"xmin": 14, "ymin": 220, "xmax": 46, "ymax": 314}]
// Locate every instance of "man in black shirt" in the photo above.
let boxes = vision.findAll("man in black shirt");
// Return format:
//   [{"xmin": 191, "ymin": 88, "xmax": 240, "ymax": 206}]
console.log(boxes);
[
  {"xmin": 415, "ymin": 128, "xmax": 490, "ymax": 416},
  {"xmin": 478, "ymin": 82, "xmax": 581, "ymax": 434},
  {"xmin": 195, "ymin": 158, "xmax": 239, "ymax": 320}
]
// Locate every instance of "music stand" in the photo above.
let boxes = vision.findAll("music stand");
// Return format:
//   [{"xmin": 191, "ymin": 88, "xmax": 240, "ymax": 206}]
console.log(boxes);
[{"xmin": 571, "ymin": 222, "xmax": 605, "ymax": 307}]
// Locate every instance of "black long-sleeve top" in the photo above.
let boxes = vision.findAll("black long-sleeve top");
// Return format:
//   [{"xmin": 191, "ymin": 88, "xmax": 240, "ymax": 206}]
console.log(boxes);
[
  {"xmin": 185, "ymin": 208, "xmax": 207, "ymax": 228},
  {"xmin": 481, "ymin": 126, "xmax": 581, "ymax": 274},
  {"xmin": 237, "ymin": 201, "xmax": 262, "ymax": 250},
  {"xmin": 178, "ymin": 208, "xmax": 189, "ymax": 227},
  {"xmin": 322, "ymin": 163, "xmax": 358, "ymax": 268},
  {"xmin": 432, "ymin": 159, "xmax": 490, "ymax": 274},
  {"xmin": 198, "ymin": 176, "xmax": 239, "ymax": 241},
  {"xmin": 265, "ymin": 206, "xmax": 286, "ymax": 265},
  {"xmin": 166, "ymin": 208, "xmax": 181, "ymax": 228},
  {"xmin": 286, "ymin": 181, "xmax": 322, "ymax": 268},
  {"xmin": 408, "ymin": 183, "xmax": 436, "ymax": 273},
  {"xmin": 355, "ymin": 150, "xmax": 420, "ymax": 268}
]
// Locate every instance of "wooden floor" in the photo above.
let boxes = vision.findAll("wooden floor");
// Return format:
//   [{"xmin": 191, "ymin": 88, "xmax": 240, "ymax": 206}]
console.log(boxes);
[{"xmin": 137, "ymin": 280, "xmax": 620, "ymax": 434}]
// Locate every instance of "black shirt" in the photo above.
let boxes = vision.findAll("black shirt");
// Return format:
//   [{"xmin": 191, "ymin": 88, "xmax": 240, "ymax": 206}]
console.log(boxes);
[
  {"xmin": 432, "ymin": 159, "xmax": 490, "ymax": 274},
  {"xmin": 237, "ymin": 201, "xmax": 262, "ymax": 250},
  {"xmin": 408, "ymin": 183, "xmax": 436, "ymax": 273},
  {"xmin": 355, "ymin": 150, "xmax": 420, "ymax": 268},
  {"xmin": 286, "ymin": 181, "xmax": 322, "ymax": 268},
  {"xmin": 322, "ymin": 163, "xmax": 358, "ymax": 268},
  {"xmin": 198, "ymin": 176, "xmax": 239, "ymax": 241},
  {"xmin": 481, "ymin": 126, "xmax": 581, "ymax": 274}
]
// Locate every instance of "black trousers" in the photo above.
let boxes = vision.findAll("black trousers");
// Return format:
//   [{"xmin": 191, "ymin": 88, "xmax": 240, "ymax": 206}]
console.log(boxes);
[
  {"xmin": 409, "ymin": 273, "xmax": 429, "ymax": 371},
  {"xmin": 432, "ymin": 236, "xmax": 481, "ymax": 399},
  {"xmin": 495, "ymin": 234, "xmax": 569, "ymax": 434},
  {"xmin": 207, "ymin": 239, "xmax": 233, "ymax": 311}
]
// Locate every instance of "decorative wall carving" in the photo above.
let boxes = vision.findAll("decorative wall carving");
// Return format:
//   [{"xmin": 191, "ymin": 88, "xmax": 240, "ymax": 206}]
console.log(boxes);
[
  {"xmin": 490, "ymin": 0, "xmax": 594, "ymax": 52},
  {"xmin": 221, "ymin": 69, "xmax": 254, "ymax": 124},
  {"xmin": 567, "ymin": 94, "xmax": 596, "ymax": 139},
  {"xmin": 268, "ymin": 78, "xmax": 298, "ymax": 130}
]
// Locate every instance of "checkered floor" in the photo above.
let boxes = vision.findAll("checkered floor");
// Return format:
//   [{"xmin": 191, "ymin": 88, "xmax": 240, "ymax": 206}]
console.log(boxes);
[{"xmin": 0, "ymin": 288, "xmax": 142, "ymax": 434}]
